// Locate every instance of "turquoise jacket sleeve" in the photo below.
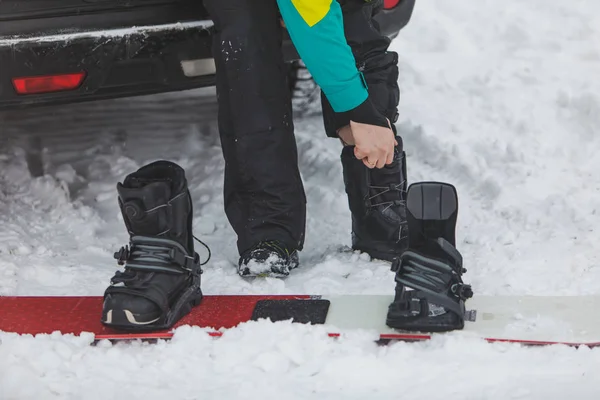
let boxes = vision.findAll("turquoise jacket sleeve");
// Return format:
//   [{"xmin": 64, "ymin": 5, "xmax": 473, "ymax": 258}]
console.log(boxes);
[{"xmin": 276, "ymin": 0, "xmax": 368, "ymax": 113}]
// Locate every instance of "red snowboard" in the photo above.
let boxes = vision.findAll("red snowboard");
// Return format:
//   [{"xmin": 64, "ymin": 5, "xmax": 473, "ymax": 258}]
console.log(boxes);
[
  {"xmin": 0, "ymin": 295, "xmax": 347, "ymax": 341},
  {"xmin": 1, "ymin": 294, "xmax": 599, "ymax": 347}
]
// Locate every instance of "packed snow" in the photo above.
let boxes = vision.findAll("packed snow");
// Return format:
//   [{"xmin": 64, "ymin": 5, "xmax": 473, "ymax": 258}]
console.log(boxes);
[{"xmin": 2, "ymin": 0, "xmax": 600, "ymax": 398}]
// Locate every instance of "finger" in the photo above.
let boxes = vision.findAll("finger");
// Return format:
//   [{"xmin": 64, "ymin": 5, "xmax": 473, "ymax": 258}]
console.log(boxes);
[
  {"xmin": 387, "ymin": 135, "xmax": 398, "ymax": 155},
  {"xmin": 374, "ymin": 146, "xmax": 388, "ymax": 165},
  {"xmin": 354, "ymin": 146, "xmax": 368, "ymax": 160},
  {"xmin": 363, "ymin": 158, "xmax": 376, "ymax": 169},
  {"xmin": 386, "ymin": 149, "xmax": 394, "ymax": 165},
  {"xmin": 355, "ymin": 145, "xmax": 375, "ymax": 161},
  {"xmin": 367, "ymin": 152, "xmax": 381, "ymax": 168}
]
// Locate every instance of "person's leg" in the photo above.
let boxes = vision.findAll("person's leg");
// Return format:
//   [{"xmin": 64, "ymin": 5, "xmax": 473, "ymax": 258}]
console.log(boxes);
[
  {"xmin": 204, "ymin": 0, "xmax": 306, "ymax": 275},
  {"xmin": 322, "ymin": 0, "xmax": 408, "ymax": 261}
]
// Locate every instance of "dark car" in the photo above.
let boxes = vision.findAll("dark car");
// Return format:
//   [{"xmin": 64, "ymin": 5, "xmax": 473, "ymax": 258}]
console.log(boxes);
[{"xmin": 0, "ymin": 0, "xmax": 415, "ymax": 110}]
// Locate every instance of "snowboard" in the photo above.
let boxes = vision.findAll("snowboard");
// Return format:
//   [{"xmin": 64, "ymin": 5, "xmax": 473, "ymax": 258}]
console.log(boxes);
[{"xmin": 1, "ymin": 294, "xmax": 599, "ymax": 347}]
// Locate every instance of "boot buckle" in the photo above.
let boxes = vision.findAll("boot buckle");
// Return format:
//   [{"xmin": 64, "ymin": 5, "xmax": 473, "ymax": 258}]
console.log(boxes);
[
  {"xmin": 168, "ymin": 247, "xmax": 187, "ymax": 269},
  {"xmin": 391, "ymin": 257, "xmax": 401, "ymax": 272},
  {"xmin": 167, "ymin": 247, "xmax": 195, "ymax": 271},
  {"xmin": 451, "ymin": 283, "xmax": 474, "ymax": 301},
  {"xmin": 114, "ymin": 245, "xmax": 130, "ymax": 266},
  {"xmin": 167, "ymin": 246, "xmax": 202, "ymax": 277}
]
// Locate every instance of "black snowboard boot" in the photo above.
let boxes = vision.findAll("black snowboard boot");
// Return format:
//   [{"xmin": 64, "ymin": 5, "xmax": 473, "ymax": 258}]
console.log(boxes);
[
  {"xmin": 341, "ymin": 136, "xmax": 408, "ymax": 261},
  {"xmin": 386, "ymin": 182, "xmax": 473, "ymax": 332},
  {"xmin": 101, "ymin": 160, "xmax": 208, "ymax": 331},
  {"xmin": 238, "ymin": 240, "xmax": 299, "ymax": 278}
]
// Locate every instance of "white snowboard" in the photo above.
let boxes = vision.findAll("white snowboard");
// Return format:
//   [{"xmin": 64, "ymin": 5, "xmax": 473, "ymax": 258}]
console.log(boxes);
[{"xmin": 322, "ymin": 295, "xmax": 599, "ymax": 346}]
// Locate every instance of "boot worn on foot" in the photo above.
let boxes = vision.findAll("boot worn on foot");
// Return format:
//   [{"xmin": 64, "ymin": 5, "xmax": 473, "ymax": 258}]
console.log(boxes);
[
  {"xmin": 341, "ymin": 136, "xmax": 408, "ymax": 261},
  {"xmin": 238, "ymin": 240, "xmax": 299, "ymax": 278},
  {"xmin": 101, "ymin": 160, "xmax": 210, "ymax": 331}
]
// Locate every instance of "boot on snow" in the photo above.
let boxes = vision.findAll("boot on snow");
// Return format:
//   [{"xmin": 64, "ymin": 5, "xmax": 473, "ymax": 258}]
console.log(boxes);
[
  {"xmin": 386, "ymin": 182, "xmax": 473, "ymax": 332},
  {"xmin": 341, "ymin": 136, "xmax": 408, "ymax": 262},
  {"xmin": 101, "ymin": 160, "xmax": 209, "ymax": 331},
  {"xmin": 238, "ymin": 240, "xmax": 299, "ymax": 278}
]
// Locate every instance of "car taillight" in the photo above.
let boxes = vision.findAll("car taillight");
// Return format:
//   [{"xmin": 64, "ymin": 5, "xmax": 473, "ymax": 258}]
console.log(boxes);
[
  {"xmin": 12, "ymin": 72, "xmax": 86, "ymax": 95},
  {"xmin": 384, "ymin": 0, "xmax": 401, "ymax": 9}
]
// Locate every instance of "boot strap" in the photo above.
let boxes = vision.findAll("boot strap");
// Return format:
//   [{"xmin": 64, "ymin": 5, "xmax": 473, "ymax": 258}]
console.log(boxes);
[
  {"xmin": 114, "ymin": 236, "xmax": 202, "ymax": 277},
  {"xmin": 391, "ymin": 238, "xmax": 473, "ymax": 317}
]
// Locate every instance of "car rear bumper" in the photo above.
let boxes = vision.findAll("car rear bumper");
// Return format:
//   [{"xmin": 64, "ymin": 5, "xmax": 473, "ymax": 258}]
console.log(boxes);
[
  {"xmin": 0, "ymin": 20, "xmax": 308, "ymax": 110},
  {"xmin": 2, "ymin": 21, "xmax": 217, "ymax": 110},
  {"xmin": 0, "ymin": 0, "xmax": 414, "ymax": 111}
]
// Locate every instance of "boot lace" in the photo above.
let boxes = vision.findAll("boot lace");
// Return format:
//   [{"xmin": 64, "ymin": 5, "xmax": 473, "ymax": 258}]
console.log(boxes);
[{"xmin": 367, "ymin": 183, "xmax": 406, "ymax": 212}]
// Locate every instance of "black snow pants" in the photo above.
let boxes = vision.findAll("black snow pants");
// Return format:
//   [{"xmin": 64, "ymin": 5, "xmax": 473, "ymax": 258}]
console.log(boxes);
[{"xmin": 203, "ymin": 0, "xmax": 400, "ymax": 255}]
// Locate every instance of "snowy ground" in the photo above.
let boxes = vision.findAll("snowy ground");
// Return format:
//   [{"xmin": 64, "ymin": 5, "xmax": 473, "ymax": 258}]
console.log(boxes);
[{"xmin": 2, "ymin": 0, "xmax": 600, "ymax": 398}]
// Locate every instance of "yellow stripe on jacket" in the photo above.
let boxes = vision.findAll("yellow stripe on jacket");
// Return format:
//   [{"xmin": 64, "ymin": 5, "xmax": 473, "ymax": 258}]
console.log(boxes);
[
  {"xmin": 290, "ymin": 0, "xmax": 333, "ymax": 27},
  {"xmin": 278, "ymin": 0, "xmax": 368, "ymax": 112}
]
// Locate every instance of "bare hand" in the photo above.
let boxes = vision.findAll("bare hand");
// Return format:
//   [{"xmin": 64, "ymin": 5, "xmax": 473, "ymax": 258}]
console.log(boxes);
[{"xmin": 349, "ymin": 120, "xmax": 397, "ymax": 169}]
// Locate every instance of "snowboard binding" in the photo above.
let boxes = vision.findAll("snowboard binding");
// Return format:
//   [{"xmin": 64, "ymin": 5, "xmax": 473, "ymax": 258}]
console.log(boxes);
[
  {"xmin": 101, "ymin": 161, "xmax": 210, "ymax": 332},
  {"xmin": 386, "ymin": 182, "xmax": 473, "ymax": 332}
]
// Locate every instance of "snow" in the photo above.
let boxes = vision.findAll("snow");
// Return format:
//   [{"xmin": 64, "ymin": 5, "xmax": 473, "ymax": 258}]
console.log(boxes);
[
  {"xmin": 1, "ymin": 0, "xmax": 600, "ymax": 398},
  {"xmin": 2, "ymin": 327, "xmax": 600, "ymax": 400}
]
